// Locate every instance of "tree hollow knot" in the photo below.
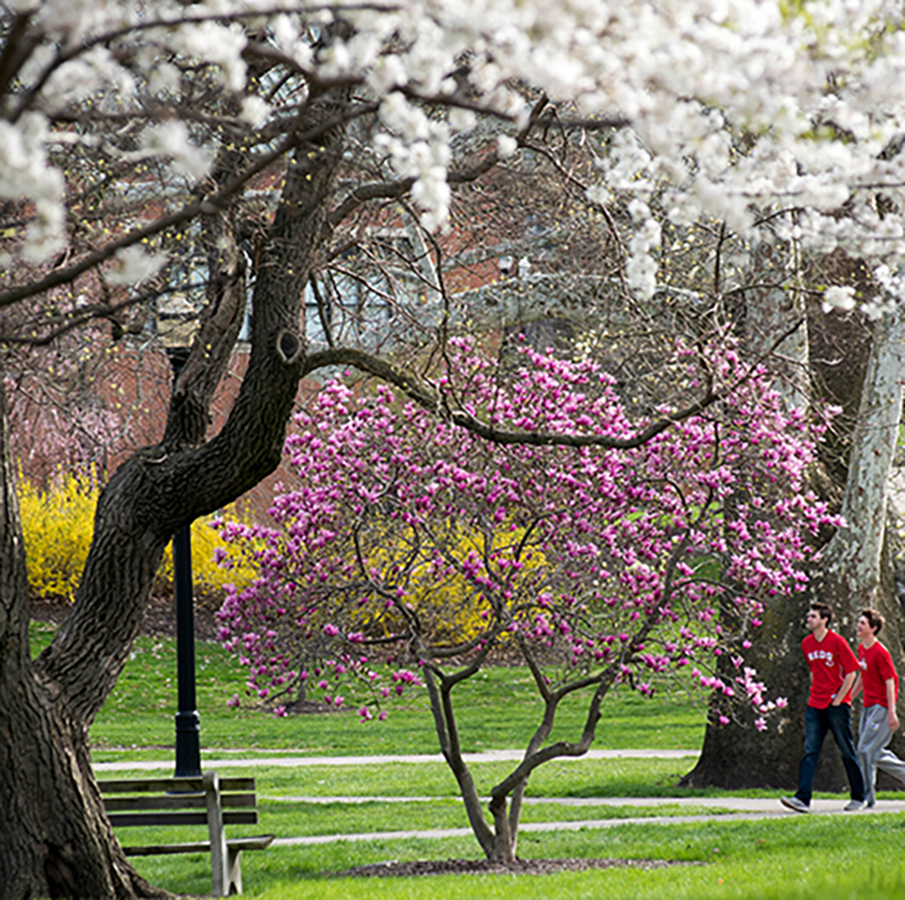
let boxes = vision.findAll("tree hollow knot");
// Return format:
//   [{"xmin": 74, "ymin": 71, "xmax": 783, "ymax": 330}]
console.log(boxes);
[{"xmin": 276, "ymin": 329, "xmax": 303, "ymax": 365}]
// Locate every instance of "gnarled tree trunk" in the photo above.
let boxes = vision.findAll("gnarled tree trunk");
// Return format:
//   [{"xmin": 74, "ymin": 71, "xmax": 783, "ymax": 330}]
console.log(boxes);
[{"xmin": 0, "ymin": 96, "xmax": 347, "ymax": 898}]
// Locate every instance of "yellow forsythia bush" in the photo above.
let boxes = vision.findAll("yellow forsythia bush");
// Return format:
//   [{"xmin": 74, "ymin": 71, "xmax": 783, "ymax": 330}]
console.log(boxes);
[
  {"xmin": 344, "ymin": 524, "xmax": 548, "ymax": 645},
  {"xmin": 19, "ymin": 472, "xmax": 97, "ymax": 601},
  {"xmin": 19, "ymin": 471, "xmax": 256, "ymax": 602}
]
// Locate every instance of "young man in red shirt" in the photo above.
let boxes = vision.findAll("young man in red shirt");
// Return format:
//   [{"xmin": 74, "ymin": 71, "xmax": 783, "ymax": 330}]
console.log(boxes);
[
  {"xmin": 852, "ymin": 608, "xmax": 905, "ymax": 807},
  {"xmin": 780, "ymin": 602, "xmax": 865, "ymax": 812}
]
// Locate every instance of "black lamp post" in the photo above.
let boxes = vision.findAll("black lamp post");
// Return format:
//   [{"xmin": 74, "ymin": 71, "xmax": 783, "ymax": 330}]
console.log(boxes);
[
  {"xmin": 171, "ymin": 519, "xmax": 201, "ymax": 776},
  {"xmin": 160, "ymin": 304, "xmax": 202, "ymax": 779}
]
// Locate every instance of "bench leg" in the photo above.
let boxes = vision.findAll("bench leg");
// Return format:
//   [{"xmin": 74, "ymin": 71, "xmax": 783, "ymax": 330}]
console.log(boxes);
[{"xmin": 227, "ymin": 846, "xmax": 243, "ymax": 895}]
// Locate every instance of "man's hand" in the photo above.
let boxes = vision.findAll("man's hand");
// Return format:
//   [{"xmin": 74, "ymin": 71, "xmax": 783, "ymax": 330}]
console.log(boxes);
[{"xmin": 886, "ymin": 678, "xmax": 899, "ymax": 732}]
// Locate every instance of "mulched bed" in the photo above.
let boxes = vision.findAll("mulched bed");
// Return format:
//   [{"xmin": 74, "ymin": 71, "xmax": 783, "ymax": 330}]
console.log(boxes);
[
  {"xmin": 334, "ymin": 858, "xmax": 700, "ymax": 878},
  {"xmin": 31, "ymin": 593, "xmax": 222, "ymax": 641}
]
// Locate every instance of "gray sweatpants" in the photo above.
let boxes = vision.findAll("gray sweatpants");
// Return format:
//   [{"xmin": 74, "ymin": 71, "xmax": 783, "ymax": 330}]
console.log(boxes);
[{"xmin": 858, "ymin": 704, "xmax": 905, "ymax": 805}]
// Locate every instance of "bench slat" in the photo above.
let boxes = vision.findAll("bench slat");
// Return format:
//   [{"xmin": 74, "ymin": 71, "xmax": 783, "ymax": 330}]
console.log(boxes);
[
  {"xmin": 124, "ymin": 842, "xmax": 210, "ymax": 856},
  {"xmin": 109, "ymin": 811, "xmax": 209, "ymax": 828},
  {"xmin": 109, "ymin": 810, "xmax": 259, "ymax": 828},
  {"xmin": 123, "ymin": 835, "xmax": 275, "ymax": 858},
  {"xmin": 104, "ymin": 793, "xmax": 257, "ymax": 813},
  {"xmin": 104, "ymin": 795, "xmax": 206, "ymax": 812},
  {"xmin": 99, "ymin": 776, "xmax": 256, "ymax": 794},
  {"xmin": 100, "ymin": 778, "xmax": 204, "ymax": 794}
]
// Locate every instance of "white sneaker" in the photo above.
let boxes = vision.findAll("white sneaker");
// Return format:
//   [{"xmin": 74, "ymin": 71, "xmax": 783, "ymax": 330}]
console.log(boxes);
[
  {"xmin": 780, "ymin": 796, "xmax": 810, "ymax": 813},
  {"xmin": 843, "ymin": 800, "xmax": 865, "ymax": 812}
]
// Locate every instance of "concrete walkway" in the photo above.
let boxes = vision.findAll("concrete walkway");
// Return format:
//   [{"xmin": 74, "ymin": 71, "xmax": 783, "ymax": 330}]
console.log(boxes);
[
  {"xmin": 93, "ymin": 751, "xmax": 905, "ymax": 847},
  {"xmin": 93, "ymin": 748, "xmax": 697, "ymax": 772},
  {"xmin": 261, "ymin": 794, "xmax": 905, "ymax": 846}
]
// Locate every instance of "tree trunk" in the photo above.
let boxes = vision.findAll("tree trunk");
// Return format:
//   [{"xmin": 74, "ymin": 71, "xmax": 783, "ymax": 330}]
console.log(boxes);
[
  {"xmin": 0, "ymin": 371, "xmax": 163, "ymax": 898},
  {"xmin": 821, "ymin": 307, "xmax": 905, "ymax": 768},
  {"xmin": 0, "ymin": 94, "xmax": 347, "ymax": 898},
  {"xmin": 685, "ymin": 239, "xmax": 815, "ymax": 788}
]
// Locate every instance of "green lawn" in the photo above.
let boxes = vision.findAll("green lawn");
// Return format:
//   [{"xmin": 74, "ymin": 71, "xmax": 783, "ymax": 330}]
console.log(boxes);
[
  {"xmin": 127, "ymin": 815, "xmax": 905, "ymax": 900},
  {"xmin": 28, "ymin": 623, "xmax": 705, "ymax": 759},
  {"xmin": 31, "ymin": 621, "xmax": 905, "ymax": 900}
]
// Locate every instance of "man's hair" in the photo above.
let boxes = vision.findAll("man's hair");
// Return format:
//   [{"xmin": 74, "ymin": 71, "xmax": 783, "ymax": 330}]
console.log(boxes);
[
  {"xmin": 860, "ymin": 607, "xmax": 884, "ymax": 636},
  {"xmin": 810, "ymin": 602, "xmax": 833, "ymax": 626}
]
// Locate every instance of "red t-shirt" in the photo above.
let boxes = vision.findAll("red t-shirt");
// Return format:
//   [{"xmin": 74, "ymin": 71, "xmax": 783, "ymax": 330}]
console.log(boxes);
[
  {"xmin": 802, "ymin": 630, "xmax": 859, "ymax": 708},
  {"xmin": 857, "ymin": 641, "xmax": 899, "ymax": 708}
]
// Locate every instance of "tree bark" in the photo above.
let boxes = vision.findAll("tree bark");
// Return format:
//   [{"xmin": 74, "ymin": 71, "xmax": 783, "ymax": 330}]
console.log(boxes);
[
  {"xmin": 0, "ymin": 370, "xmax": 164, "ymax": 899},
  {"xmin": 821, "ymin": 308, "xmax": 905, "ymax": 768},
  {"xmin": 0, "ymin": 92, "xmax": 348, "ymax": 898}
]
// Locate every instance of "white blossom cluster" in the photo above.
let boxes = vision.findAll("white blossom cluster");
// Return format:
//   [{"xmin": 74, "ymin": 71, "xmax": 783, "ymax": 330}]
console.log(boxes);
[{"xmin": 4, "ymin": 0, "xmax": 905, "ymax": 305}]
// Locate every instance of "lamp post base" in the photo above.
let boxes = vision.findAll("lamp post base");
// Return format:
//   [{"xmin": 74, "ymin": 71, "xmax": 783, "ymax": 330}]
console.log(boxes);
[{"xmin": 175, "ymin": 710, "xmax": 202, "ymax": 777}]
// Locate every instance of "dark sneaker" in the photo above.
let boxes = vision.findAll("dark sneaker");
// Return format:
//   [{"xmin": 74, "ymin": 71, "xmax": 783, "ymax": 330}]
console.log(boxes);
[
  {"xmin": 780, "ymin": 796, "xmax": 810, "ymax": 813},
  {"xmin": 843, "ymin": 800, "xmax": 865, "ymax": 812}
]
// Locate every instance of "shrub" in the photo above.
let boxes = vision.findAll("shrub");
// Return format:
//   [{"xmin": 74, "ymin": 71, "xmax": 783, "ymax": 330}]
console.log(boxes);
[
  {"xmin": 19, "ymin": 471, "xmax": 255, "ymax": 602},
  {"xmin": 19, "ymin": 471, "xmax": 97, "ymax": 601}
]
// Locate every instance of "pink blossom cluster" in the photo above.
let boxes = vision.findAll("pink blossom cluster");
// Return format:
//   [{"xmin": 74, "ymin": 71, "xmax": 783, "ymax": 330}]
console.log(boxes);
[{"xmin": 216, "ymin": 338, "xmax": 839, "ymax": 723}]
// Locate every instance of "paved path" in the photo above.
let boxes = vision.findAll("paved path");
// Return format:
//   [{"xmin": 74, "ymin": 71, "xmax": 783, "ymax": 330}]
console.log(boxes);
[
  {"xmin": 93, "ymin": 751, "xmax": 905, "ymax": 846},
  {"xmin": 269, "ymin": 802, "xmax": 905, "ymax": 847},
  {"xmin": 93, "ymin": 748, "xmax": 697, "ymax": 772},
  {"xmin": 262, "ymin": 796, "xmax": 905, "ymax": 847}
]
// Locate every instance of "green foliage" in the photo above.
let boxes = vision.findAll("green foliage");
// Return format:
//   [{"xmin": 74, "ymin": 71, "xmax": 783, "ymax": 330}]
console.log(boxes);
[
  {"xmin": 19, "ymin": 473, "xmax": 255, "ymax": 602},
  {"xmin": 53, "ymin": 622, "xmax": 703, "ymax": 757}
]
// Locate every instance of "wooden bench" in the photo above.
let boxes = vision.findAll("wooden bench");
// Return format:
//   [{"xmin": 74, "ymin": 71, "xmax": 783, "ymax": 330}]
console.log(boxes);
[{"xmin": 99, "ymin": 771, "xmax": 274, "ymax": 896}]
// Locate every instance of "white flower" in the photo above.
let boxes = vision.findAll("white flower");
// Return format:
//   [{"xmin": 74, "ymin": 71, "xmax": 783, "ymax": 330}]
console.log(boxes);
[
  {"xmin": 821, "ymin": 285, "xmax": 857, "ymax": 313},
  {"xmin": 497, "ymin": 135, "xmax": 518, "ymax": 158},
  {"xmin": 368, "ymin": 55, "xmax": 408, "ymax": 94},
  {"xmin": 449, "ymin": 107, "xmax": 476, "ymax": 133},
  {"xmin": 240, "ymin": 96, "xmax": 271, "ymax": 128},
  {"xmin": 585, "ymin": 184, "xmax": 611, "ymax": 205},
  {"xmin": 141, "ymin": 121, "xmax": 213, "ymax": 181},
  {"xmin": 627, "ymin": 199, "xmax": 651, "ymax": 223},
  {"xmin": 412, "ymin": 168, "xmax": 451, "ymax": 232},
  {"xmin": 106, "ymin": 247, "xmax": 166, "ymax": 286}
]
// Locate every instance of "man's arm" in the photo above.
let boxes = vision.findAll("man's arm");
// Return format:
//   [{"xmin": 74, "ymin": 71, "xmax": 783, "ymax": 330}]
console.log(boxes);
[
  {"xmin": 850, "ymin": 671, "xmax": 863, "ymax": 701},
  {"xmin": 886, "ymin": 678, "xmax": 899, "ymax": 731},
  {"xmin": 833, "ymin": 669, "xmax": 857, "ymax": 706}
]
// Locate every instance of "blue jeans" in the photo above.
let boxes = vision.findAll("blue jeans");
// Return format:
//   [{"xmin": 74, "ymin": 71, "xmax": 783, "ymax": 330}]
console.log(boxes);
[{"xmin": 795, "ymin": 703, "xmax": 864, "ymax": 804}]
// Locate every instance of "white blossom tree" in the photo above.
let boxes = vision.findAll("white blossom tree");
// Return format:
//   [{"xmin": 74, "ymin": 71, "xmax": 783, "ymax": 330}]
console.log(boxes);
[{"xmin": 6, "ymin": 1, "xmax": 905, "ymax": 896}]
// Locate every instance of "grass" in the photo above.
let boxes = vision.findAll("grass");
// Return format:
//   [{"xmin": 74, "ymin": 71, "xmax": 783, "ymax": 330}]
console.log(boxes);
[
  {"xmin": 30, "ymin": 620, "xmax": 905, "ymax": 899},
  {"xmin": 26, "ymin": 623, "xmax": 705, "ymax": 758},
  {"xmin": 126, "ymin": 816, "xmax": 905, "ymax": 900}
]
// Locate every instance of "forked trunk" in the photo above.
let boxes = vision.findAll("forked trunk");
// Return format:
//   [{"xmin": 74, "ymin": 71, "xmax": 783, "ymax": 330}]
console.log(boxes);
[{"xmin": 0, "ymin": 92, "xmax": 348, "ymax": 897}]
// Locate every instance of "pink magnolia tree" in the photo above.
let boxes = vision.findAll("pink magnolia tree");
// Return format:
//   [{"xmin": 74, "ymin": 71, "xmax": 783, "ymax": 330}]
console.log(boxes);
[{"xmin": 217, "ymin": 337, "xmax": 837, "ymax": 862}]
